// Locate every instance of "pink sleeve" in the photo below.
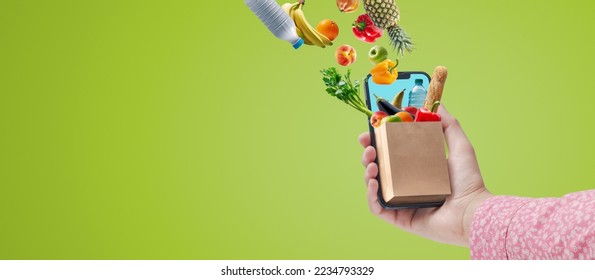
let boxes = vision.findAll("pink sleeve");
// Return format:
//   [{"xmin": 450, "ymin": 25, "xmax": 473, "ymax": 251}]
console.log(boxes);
[{"xmin": 469, "ymin": 190, "xmax": 595, "ymax": 259}]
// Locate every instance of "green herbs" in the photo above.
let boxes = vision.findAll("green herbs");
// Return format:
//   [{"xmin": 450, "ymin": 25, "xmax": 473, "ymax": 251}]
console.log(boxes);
[{"xmin": 321, "ymin": 67, "xmax": 373, "ymax": 116}]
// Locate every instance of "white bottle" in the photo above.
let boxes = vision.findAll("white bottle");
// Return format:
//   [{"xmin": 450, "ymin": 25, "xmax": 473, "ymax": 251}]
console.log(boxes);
[
  {"xmin": 245, "ymin": 0, "xmax": 304, "ymax": 49},
  {"xmin": 409, "ymin": 79, "xmax": 427, "ymax": 108}
]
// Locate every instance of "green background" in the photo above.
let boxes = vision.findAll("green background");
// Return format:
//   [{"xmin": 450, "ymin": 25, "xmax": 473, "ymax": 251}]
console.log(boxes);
[{"xmin": 1, "ymin": 0, "xmax": 594, "ymax": 259}]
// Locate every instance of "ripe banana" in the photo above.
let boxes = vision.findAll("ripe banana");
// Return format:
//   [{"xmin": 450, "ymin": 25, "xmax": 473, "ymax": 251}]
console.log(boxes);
[
  {"xmin": 282, "ymin": 2, "xmax": 332, "ymax": 48},
  {"xmin": 292, "ymin": 6, "xmax": 325, "ymax": 47},
  {"xmin": 282, "ymin": 3, "xmax": 312, "ymax": 45},
  {"xmin": 296, "ymin": 27, "xmax": 314, "ymax": 45}
]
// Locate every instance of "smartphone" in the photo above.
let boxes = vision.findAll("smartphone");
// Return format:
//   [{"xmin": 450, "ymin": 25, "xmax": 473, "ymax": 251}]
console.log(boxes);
[{"xmin": 364, "ymin": 72, "xmax": 446, "ymax": 209}]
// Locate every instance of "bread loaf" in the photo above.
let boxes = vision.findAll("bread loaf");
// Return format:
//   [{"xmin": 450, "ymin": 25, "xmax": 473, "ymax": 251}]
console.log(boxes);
[{"xmin": 423, "ymin": 66, "xmax": 448, "ymax": 112}]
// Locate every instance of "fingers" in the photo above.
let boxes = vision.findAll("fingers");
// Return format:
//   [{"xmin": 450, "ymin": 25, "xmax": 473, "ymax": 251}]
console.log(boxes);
[
  {"xmin": 367, "ymin": 179, "xmax": 409, "ymax": 226},
  {"xmin": 358, "ymin": 132, "xmax": 371, "ymax": 148},
  {"xmin": 366, "ymin": 179, "xmax": 384, "ymax": 216},
  {"xmin": 438, "ymin": 105, "xmax": 475, "ymax": 157},
  {"xmin": 365, "ymin": 162, "xmax": 378, "ymax": 184},
  {"xmin": 361, "ymin": 146, "xmax": 376, "ymax": 167}
]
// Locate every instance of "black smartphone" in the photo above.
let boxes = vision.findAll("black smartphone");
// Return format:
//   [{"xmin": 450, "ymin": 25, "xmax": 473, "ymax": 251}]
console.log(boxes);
[{"xmin": 364, "ymin": 71, "xmax": 445, "ymax": 209}]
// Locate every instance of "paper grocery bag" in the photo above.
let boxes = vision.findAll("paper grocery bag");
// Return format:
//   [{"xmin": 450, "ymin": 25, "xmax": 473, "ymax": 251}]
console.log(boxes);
[{"xmin": 375, "ymin": 122, "xmax": 451, "ymax": 207}]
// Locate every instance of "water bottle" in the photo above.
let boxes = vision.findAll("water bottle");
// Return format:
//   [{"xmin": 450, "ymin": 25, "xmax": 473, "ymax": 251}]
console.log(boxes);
[
  {"xmin": 409, "ymin": 79, "xmax": 427, "ymax": 108},
  {"xmin": 245, "ymin": 0, "xmax": 304, "ymax": 49}
]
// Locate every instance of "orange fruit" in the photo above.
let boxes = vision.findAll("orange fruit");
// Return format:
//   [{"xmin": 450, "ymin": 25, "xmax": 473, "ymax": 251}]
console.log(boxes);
[
  {"xmin": 396, "ymin": 111, "xmax": 414, "ymax": 122},
  {"xmin": 316, "ymin": 19, "xmax": 339, "ymax": 41}
]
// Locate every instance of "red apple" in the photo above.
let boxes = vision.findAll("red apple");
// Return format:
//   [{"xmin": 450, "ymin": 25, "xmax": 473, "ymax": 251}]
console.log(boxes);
[
  {"xmin": 370, "ymin": 111, "xmax": 388, "ymax": 128},
  {"xmin": 335, "ymin": 44, "xmax": 357, "ymax": 66}
]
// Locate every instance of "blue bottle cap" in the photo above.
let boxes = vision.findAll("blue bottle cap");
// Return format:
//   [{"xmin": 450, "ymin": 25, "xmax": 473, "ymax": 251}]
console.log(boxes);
[{"xmin": 292, "ymin": 38, "xmax": 304, "ymax": 49}]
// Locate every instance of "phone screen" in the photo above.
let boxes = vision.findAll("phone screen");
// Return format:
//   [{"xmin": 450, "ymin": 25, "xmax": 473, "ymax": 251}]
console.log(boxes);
[{"xmin": 366, "ymin": 72, "xmax": 430, "ymax": 112}]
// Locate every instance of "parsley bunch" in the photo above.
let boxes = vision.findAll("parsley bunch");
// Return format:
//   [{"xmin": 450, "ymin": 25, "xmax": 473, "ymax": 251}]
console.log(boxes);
[{"xmin": 321, "ymin": 67, "xmax": 372, "ymax": 117}]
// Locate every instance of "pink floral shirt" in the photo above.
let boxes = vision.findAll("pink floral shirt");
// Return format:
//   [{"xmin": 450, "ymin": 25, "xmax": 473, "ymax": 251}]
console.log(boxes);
[{"xmin": 470, "ymin": 190, "xmax": 595, "ymax": 259}]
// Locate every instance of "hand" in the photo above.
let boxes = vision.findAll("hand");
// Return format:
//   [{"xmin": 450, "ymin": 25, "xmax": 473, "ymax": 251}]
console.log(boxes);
[{"xmin": 359, "ymin": 105, "xmax": 493, "ymax": 246}]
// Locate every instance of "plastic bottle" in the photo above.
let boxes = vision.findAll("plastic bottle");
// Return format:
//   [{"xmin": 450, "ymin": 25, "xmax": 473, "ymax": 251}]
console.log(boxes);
[
  {"xmin": 409, "ymin": 79, "xmax": 427, "ymax": 108},
  {"xmin": 245, "ymin": 0, "xmax": 304, "ymax": 49}
]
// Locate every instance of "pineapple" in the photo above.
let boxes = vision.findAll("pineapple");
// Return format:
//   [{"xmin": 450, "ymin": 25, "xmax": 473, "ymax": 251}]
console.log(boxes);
[{"xmin": 364, "ymin": 0, "xmax": 413, "ymax": 56}]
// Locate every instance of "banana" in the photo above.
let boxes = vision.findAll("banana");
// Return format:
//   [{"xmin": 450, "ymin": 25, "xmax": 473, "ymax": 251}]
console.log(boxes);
[
  {"xmin": 289, "ymin": 3, "xmax": 314, "ymax": 45},
  {"xmin": 297, "ymin": 5, "xmax": 333, "ymax": 47},
  {"xmin": 292, "ymin": 5, "xmax": 326, "ymax": 47},
  {"xmin": 282, "ymin": 3, "xmax": 313, "ymax": 45},
  {"xmin": 281, "ymin": 2, "xmax": 332, "ymax": 48},
  {"xmin": 296, "ymin": 28, "xmax": 314, "ymax": 45}
]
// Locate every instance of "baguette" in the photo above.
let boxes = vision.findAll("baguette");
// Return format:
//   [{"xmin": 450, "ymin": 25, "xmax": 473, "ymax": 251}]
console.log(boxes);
[{"xmin": 423, "ymin": 66, "xmax": 448, "ymax": 112}]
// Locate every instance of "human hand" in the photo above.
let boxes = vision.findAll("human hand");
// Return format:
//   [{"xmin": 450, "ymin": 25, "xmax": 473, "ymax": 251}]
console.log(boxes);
[{"xmin": 359, "ymin": 105, "xmax": 493, "ymax": 246}]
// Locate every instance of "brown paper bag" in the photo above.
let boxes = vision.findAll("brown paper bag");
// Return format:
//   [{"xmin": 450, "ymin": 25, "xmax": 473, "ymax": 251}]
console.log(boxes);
[{"xmin": 375, "ymin": 122, "xmax": 451, "ymax": 208}]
